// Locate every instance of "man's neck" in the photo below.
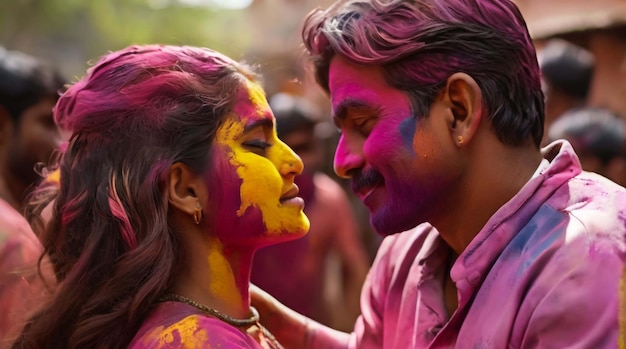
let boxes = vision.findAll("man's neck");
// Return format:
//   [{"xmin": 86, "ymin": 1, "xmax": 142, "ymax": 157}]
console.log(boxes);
[{"xmin": 435, "ymin": 144, "xmax": 543, "ymax": 256}]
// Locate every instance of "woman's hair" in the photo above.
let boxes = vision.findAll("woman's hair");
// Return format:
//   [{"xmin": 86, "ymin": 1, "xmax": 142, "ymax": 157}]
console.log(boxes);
[
  {"xmin": 13, "ymin": 44, "xmax": 258, "ymax": 349},
  {"xmin": 302, "ymin": 0, "xmax": 545, "ymax": 147}
]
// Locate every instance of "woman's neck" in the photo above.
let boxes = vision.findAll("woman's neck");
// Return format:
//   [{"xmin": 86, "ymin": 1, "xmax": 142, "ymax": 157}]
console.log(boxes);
[{"xmin": 174, "ymin": 236, "xmax": 255, "ymax": 319}]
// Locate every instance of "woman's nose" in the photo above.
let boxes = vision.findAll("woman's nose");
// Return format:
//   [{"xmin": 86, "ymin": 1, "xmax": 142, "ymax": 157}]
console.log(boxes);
[{"xmin": 278, "ymin": 141, "xmax": 304, "ymax": 176}]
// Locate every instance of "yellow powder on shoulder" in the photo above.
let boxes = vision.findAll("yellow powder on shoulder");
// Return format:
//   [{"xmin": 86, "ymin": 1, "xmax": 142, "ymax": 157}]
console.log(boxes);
[{"xmin": 141, "ymin": 315, "xmax": 212, "ymax": 349}]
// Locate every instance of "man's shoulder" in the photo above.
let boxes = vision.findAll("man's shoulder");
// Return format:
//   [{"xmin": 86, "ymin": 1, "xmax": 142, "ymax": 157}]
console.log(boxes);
[{"xmin": 549, "ymin": 171, "xmax": 626, "ymax": 249}]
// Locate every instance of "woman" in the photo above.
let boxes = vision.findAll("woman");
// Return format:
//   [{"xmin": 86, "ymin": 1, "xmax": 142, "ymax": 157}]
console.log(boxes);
[{"xmin": 12, "ymin": 44, "xmax": 309, "ymax": 349}]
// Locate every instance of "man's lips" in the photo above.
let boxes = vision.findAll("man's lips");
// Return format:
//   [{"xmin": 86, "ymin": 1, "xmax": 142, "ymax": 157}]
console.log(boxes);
[{"xmin": 357, "ymin": 185, "xmax": 379, "ymax": 201}]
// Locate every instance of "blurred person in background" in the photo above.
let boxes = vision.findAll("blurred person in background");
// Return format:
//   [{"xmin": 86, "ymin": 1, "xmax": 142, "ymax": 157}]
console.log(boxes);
[
  {"xmin": 539, "ymin": 39, "xmax": 595, "ymax": 145},
  {"xmin": 251, "ymin": 93, "xmax": 369, "ymax": 331},
  {"xmin": 0, "ymin": 47, "xmax": 64, "ymax": 346},
  {"xmin": 547, "ymin": 107, "xmax": 626, "ymax": 187}
]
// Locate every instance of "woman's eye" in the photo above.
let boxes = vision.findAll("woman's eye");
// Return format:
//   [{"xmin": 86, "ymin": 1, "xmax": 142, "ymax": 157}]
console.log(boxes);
[{"xmin": 243, "ymin": 140, "xmax": 272, "ymax": 150}]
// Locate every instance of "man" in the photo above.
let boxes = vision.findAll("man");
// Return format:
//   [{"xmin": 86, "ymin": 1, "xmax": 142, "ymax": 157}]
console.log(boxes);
[
  {"xmin": 547, "ymin": 107, "xmax": 626, "ymax": 187},
  {"xmin": 251, "ymin": 0, "xmax": 626, "ymax": 348},
  {"xmin": 539, "ymin": 39, "xmax": 595, "ymax": 146},
  {"xmin": 251, "ymin": 93, "xmax": 369, "ymax": 331},
  {"xmin": 0, "ymin": 47, "xmax": 64, "ymax": 344}
]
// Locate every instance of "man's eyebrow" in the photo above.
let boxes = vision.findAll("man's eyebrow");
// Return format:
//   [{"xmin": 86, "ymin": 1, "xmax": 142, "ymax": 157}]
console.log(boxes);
[
  {"xmin": 243, "ymin": 117, "xmax": 273, "ymax": 133},
  {"xmin": 333, "ymin": 99, "xmax": 374, "ymax": 122}
]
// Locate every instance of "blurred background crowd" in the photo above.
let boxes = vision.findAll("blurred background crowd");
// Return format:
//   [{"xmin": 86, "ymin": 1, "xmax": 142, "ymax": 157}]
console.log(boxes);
[{"xmin": 1, "ymin": 0, "xmax": 625, "ymax": 334}]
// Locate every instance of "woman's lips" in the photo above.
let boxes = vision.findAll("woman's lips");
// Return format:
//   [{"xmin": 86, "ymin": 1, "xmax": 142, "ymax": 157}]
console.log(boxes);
[{"xmin": 280, "ymin": 184, "xmax": 305, "ymax": 209}]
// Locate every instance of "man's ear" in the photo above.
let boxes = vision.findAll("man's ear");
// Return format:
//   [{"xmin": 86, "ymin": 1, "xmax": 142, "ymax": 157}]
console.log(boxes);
[
  {"xmin": 444, "ymin": 73, "xmax": 483, "ymax": 147},
  {"xmin": 168, "ymin": 162, "xmax": 205, "ymax": 216}
]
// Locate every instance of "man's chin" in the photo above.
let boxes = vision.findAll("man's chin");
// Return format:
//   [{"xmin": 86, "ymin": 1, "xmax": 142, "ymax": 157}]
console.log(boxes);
[{"xmin": 370, "ymin": 212, "xmax": 418, "ymax": 237}]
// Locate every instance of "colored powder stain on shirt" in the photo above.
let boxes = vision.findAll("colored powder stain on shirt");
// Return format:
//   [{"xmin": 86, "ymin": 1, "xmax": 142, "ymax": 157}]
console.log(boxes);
[{"xmin": 141, "ymin": 315, "xmax": 211, "ymax": 349}]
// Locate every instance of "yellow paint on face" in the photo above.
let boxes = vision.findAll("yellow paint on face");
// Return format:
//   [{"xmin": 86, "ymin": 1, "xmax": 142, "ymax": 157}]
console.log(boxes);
[
  {"xmin": 141, "ymin": 315, "xmax": 210, "ymax": 348},
  {"xmin": 215, "ymin": 81, "xmax": 309, "ymax": 236},
  {"xmin": 247, "ymin": 80, "xmax": 267, "ymax": 113},
  {"xmin": 206, "ymin": 237, "xmax": 239, "ymax": 307}
]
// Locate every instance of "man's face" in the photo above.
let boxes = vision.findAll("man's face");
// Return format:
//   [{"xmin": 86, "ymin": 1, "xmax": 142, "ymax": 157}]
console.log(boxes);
[
  {"xmin": 329, "ymin": 56, "xmax": 458, "ymax": 236},
  {"xmin": 7, "ymin": 96, "xmax": 62, "ymax": 186},
  {"xmin": 208, "ymin": 81, "xmax": 310, "ymax": 245}
]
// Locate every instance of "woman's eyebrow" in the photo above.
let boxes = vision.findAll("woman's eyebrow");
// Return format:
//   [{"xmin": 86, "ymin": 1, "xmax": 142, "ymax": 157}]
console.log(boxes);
[{"xmin": 243, "ymin": 117, "xmax": 273, "ymax": 133}]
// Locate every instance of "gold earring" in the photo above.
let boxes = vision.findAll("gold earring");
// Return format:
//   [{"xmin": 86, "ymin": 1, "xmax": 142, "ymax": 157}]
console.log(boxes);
[
  {"xmin": 457, "ymin": 135, "xmax": 464, "ymax": 145},
  {"xmin": 193, "ymin": 202, "xmax": 202, "ymax": 225}
]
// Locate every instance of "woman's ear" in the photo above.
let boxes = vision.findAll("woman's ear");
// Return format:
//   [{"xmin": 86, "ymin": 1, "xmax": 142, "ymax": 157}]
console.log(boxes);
[
  {"xmin": 445, "ymin": 72, "xmax": 483, "ymax": 147},
  {"xmin": 168, "ymin": 162, "xmax": 205, "ymax": 216}
]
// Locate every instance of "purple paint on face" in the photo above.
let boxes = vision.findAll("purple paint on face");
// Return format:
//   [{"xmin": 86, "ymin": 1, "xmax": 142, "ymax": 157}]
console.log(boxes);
[
  {"xmin": 330, "ymin": 56, "xmax": 458, "ymax": 235},
  {"xmin": 399, "ymin": 116, "xmax": 417, "ymax": 152}
]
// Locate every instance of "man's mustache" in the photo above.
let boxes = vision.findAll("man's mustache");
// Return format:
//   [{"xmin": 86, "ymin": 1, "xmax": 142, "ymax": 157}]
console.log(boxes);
[{"xmin": 351, "ymin": 169, "xmax": 384, "ymax": 193}]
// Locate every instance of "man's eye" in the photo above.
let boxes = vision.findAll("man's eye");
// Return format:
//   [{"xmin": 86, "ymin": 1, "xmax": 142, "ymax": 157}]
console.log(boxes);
[
  {"xmin": 354, "ymin": 117, "xmax": 368, "ymax": 127},
  {"xmin": 353, "ymin": 117, "xmax": 374, "ymax": 134},
  {"xmin": 243, "ymin": 140, "xmax": 272, "ymax": 150}
]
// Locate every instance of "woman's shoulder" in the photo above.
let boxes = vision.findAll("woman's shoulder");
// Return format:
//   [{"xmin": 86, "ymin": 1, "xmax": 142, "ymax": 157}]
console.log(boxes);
[{"xmin": 129, "ymin": 302, "xmax": 261, "ymax": 349}]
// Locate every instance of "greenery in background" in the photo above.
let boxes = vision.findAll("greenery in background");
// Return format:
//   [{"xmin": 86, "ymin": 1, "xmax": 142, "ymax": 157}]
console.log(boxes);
[{"xmin": 0, "ymin": 0, "xmax": 253, "ymax": 77}]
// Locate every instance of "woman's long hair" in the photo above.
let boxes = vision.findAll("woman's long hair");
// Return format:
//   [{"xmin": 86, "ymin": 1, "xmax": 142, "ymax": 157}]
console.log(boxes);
[{"xmin": 12, "ymin": 45, "xmax": 258, "ymax": 349}]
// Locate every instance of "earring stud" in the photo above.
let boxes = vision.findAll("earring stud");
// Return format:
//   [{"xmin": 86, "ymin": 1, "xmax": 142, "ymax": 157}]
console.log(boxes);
[
  {"xmin": 193, "ymin": 201, "xmax": 202, "ymax": 225},
  {"xmin": 457, "ymin": 135, "xmax": 464, "ymax": 145}
]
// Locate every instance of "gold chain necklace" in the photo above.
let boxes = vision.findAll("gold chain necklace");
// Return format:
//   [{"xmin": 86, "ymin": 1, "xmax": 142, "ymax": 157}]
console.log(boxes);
[{"xmin": 159, "ymin": 293, "xmax": 283, "ymax": 349}]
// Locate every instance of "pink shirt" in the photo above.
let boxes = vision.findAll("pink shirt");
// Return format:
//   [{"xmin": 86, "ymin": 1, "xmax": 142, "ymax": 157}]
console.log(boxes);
[
  {"xmin": 0, "ymin": 198, "xmax": 47, "ymax": 346},
  {"xmin": 306, "ymin": 140, "xmax": 626, "ymax": 348},
  {"xmin": 130, "ymin": 301, "xmax": 276, "ymax": 349}
]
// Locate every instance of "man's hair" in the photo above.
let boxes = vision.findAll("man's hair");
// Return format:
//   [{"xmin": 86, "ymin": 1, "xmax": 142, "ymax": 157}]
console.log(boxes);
[
  {"xmin": 14, "ymin": 44, "xmax": 258, "ymax": 349},
  {"xmin": 548, "ymin": 107, "xmax": 625, "ymax": 165},
  {"xmin": 539, "ymin": 39, "xmax": 594, "ymax": 100},
  {"xmin": 302, "ymin": 0, "xmax": 545, "ymax": 147},
  {"xmin": 0, "ymin": 47, "xmax": 65, "ymax": 120}
]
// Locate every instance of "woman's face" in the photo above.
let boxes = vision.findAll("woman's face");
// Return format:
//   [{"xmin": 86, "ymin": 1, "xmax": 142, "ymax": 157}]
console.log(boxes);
[{"xmin": 206, "ymin": 81, "xmax": 310, "ymax": 246}]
